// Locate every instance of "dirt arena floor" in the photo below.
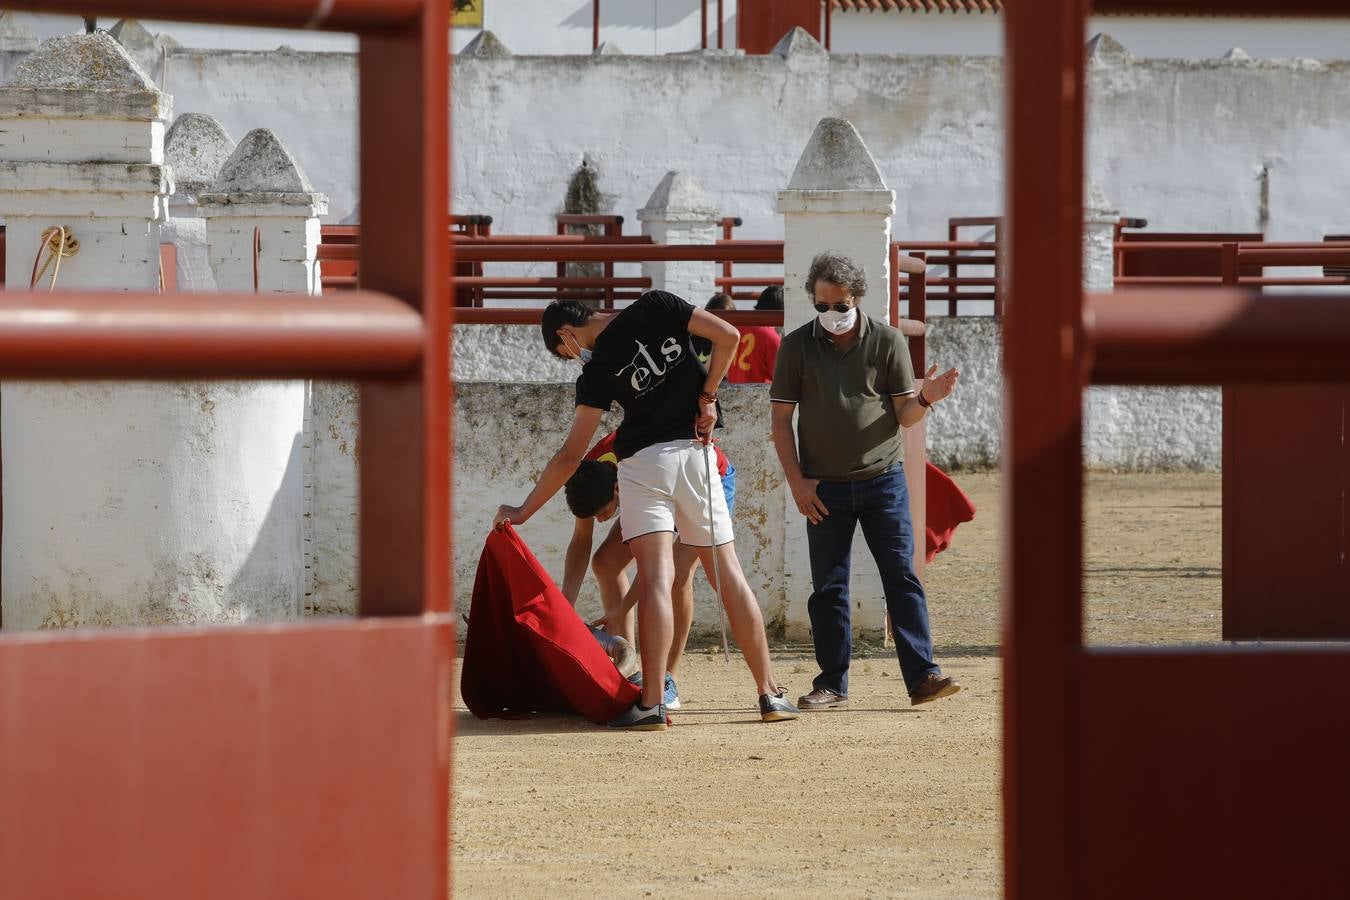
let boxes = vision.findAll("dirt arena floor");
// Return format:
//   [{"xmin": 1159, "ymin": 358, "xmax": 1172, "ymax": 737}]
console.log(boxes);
[{"xmin": 451, "ymin": 471, "xmax": 1222, "ymax": 897}]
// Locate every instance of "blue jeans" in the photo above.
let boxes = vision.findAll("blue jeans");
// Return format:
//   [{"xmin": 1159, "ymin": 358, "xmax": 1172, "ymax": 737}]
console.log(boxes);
[{"xmin": 806, "ymin": 463, "xmax": 939, "ymax": 695}]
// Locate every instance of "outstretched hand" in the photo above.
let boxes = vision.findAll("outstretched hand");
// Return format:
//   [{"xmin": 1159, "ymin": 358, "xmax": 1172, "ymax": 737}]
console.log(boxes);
[
  {"xmin": 920, "ymin": 364, "xmax": 960, "ymax": 404},
  {"xmin": 589, "ymin": 610, "xmax": 626, "ymax": 635}
]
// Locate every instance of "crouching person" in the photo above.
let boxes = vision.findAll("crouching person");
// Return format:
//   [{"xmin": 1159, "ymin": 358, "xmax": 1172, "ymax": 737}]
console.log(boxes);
[{"xmin": 562, "ymin": 431, "xmax": 738, "ymax": 709}]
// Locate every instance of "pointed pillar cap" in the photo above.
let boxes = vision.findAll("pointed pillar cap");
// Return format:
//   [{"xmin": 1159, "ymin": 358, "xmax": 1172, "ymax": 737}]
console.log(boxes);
[
  {"xmin": 166, "ymin": 113, "xmax": 236, "ymax": 200},
  {"xmin": 461, "ymin": 30, "xmax": 512, "ymax": 58},
  {"xmin": 639, "ymin": 171, "xmax": 718, "ymax": 223},
  {"xmin": 199, "ymin": 127, "xmax": 327, "ymax": 214}
]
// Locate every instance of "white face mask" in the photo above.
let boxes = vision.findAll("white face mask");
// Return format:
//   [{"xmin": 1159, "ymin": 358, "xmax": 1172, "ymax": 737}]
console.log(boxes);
[{"xmin": 818, "ymin": 306, "xmax": 858, "ymax": 335}]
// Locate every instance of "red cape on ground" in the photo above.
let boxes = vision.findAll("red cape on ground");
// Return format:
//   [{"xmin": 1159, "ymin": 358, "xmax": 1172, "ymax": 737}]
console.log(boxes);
[{"xmin": 461, "ymin": 525, "xmax": 639, "ymax": 724}]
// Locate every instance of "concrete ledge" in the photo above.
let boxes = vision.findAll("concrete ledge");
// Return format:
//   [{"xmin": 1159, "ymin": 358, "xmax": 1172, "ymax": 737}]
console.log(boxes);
[{"xmin": 0, "ymin": 160, "xmax": 171, "ymax": 194}]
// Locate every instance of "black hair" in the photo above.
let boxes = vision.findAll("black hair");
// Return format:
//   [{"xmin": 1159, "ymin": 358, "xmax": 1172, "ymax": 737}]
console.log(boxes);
[
  {"xmin": 754, "ymin": 285, "xmax": 784, "ymax": 311},
  {"xmin": 564, "ymin": 459, "xmax": 617, "ymax": 519},
  {"xmin": 705, "ymin": 293, "xmax": 735, "ymax": 311},
  {"xmin": 541, "ymin": 300, "xmax": 596, "ymax": 358}
]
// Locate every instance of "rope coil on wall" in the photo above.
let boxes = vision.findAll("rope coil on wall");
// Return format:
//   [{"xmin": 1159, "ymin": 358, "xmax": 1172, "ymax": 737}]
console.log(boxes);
[{"xmin": 29, "ymin": 226, "xmax": 79, "ymax": 291}]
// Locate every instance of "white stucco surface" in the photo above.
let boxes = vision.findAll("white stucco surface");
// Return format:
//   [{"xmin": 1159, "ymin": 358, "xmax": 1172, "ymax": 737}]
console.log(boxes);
[
  {"xmin": 2, "ymin": 383, "xmax": 306, "ymax": 629},
  {"xmin": 0, "ymin": 35, "xmax": 312, "ymax": 630},
  {"xmin": 12, "ymin": 8, "xmax": 1350, "ymax": 59},
  {"xmin": 450, "ymin": 321, "xmax": 1225, "ymax": 472},
  {"xmin": 142, "ymin": 46, "xmax": 1350, "ymax": 259},
  {"xmin": 308, "ymin": 381, "xmax": 360, "ymax": 616}
]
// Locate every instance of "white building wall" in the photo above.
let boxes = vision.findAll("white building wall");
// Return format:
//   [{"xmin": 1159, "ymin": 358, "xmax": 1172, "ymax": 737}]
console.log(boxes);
[
  {"xmin": 18, "ymin": 7, "xmax": 1350, "ymax": 59},
  {"xmin": 149, "ymin": 45, "xmax": 1350, "ymax": 252}
]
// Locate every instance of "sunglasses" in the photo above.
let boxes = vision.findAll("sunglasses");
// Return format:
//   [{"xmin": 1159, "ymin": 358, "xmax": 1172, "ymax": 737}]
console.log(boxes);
[{"xmin": 813, "ymin": 302, "xmax": 854, "ymax": 314}]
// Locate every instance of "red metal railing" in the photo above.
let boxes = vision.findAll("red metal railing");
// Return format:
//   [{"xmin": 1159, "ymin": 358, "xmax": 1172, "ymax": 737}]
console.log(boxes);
[
  {"xmin": 322, "ymin": 231, "xmax": 784, "ymax": 307},
  {"xmin": 893, "ymin": 240, "xmax": 1000, "ymax": 316},
  {"xmin": 556, "ymin": 213, "xmax": 625, "ymax": 307},
  {"xmin": 1113, "ymin": 241, "xmax": 1350, "ymax": 289}
]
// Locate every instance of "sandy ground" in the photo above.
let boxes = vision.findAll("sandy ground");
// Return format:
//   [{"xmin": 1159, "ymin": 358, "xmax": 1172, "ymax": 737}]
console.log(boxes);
[{"xmin": 451, "ymin": 472, "xmax": 1222, "ymax": 897}]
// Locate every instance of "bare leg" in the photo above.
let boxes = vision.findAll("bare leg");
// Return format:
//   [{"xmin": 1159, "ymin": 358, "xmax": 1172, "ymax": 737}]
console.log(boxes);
[
  {"xmin": 693, "ymin": 541, "xmax": 779, "ymax": 697},
  {"xmin": 629, "ymin": 532, "xmax": 676, "ymax": 709},
  {"xmin": 591, "ymin": 520, "xmax": 636, "ymax": 644},
  {"xmin": 669, "ymin": 542, "xmax": 699, "ymax": 679}
]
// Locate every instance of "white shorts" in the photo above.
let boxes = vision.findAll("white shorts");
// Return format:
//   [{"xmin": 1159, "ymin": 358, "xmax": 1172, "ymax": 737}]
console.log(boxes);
[{"xmin": 617, "ymin": 440, "xmax": 734, "ymax": 548}]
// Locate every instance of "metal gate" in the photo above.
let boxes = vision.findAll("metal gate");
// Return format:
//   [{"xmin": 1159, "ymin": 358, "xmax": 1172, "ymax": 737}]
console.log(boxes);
[
  {"xmin": 0, "ymin": 2, "xmax": 453, "ymax": 898},
  {"xmin": 1004, "ymin": 0, "xmax": 1350, "ymax": 896}
]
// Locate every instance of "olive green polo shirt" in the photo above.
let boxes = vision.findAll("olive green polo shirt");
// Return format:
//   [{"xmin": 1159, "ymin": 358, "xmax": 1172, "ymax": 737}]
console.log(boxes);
[{"xmin": 769, "ymin": 314, "xmax": 916, "ymax": 481}]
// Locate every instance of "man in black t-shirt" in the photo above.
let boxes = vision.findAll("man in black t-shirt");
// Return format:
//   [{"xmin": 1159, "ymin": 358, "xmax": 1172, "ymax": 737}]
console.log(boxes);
[{"xmin": 492, "ymin": 291, "xmax": 798, "ymax": 731}]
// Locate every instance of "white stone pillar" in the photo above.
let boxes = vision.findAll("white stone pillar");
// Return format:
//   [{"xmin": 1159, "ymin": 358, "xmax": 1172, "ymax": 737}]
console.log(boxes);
[
  {"xmin": 776, "ymin": 118, "xmax": 908, "ymax": 641},
  {"xmin": 1084, "ymin": 179, "xmax": 1119, "ymax": 293},
  {"xmin": 638, "ymin": 170, "xmax": 719, "ymax": 302},
  {"xmin": 199, "ymin": 128, "xmax": 328, "ymax": 613},
  {"xmin": 777, "ymin": 118, "xmax": 896, "ymax": 332},
  {"xmin": 162, "ymin": 112, "xmax": 235, "ymax": 291},
  {"xmin": 0, "ymin": 34, "xmax": 304, "ymax": 630},
  {"xmin": 199, "ymin": 128, "xmax": 328, "ymax": 295}
]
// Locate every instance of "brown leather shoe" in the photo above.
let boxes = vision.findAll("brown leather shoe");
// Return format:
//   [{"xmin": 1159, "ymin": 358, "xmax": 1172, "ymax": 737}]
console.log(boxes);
[
  {"xmin": 797, "ymin": 688, "xmax": 848, "ymax": 710},
  {"xmin": 909, "ymin": 673, "xmax": 961, "ymax": 706}
]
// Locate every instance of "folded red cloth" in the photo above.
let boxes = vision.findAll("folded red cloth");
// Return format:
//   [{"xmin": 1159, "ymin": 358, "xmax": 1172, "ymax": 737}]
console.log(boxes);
[
  {"xmin": 461, "ymin": 524, "xmax": 639, "ymax": 724},
  {"xmin": 925, "ymin": 461, "xmax": 977, "ymax": 564}
]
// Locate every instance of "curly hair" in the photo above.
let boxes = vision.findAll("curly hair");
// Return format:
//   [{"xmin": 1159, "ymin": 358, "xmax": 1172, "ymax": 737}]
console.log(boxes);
[
  {"xmin": 805, "ymin": 252, "xmax": 867, "ymax": 302},
  {"xmin": 564, "ymin": 459, "xmax": 617, "ymax": 519}
]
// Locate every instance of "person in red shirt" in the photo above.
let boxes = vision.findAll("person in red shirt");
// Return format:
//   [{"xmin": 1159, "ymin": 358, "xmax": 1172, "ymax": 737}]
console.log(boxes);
[
  {"xmin": 560, "ymin": 431, "xmax": 735, "ymax": 711},
  {"xmin": 727, "ymin": 286, "xmax": 783, "ymax": 384}
]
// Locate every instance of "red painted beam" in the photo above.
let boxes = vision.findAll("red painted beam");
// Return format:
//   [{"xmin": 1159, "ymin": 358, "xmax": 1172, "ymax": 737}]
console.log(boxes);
[
  {"xmin": 7, "ymin": 0, "xmax": 420, "ymax": 31},
  {"xmin": 1002, "ymin": 0, "xmax": 1087, "ymax": 895},
  {"xmin": 1074, "ymin": 647, "xmax": 1350, "ymax": 897},
  {"xmin": 454, "ymin": 242, "xmax": 783, "ymax": 263},
  {"xmin": 0, "ymin": 618, "xmax": 454, "ymax": 900},
  {"xmin": 0, "ymin": 292, "xmax": 422, "ymax": 378},
  {"xmin": 356, "ymin": 0, "xmax": 450, "ymax": 620},
  {"xmin": 456, "ymin": 308, "xmax": 787, "ymax": 326},
  {"xmin": 1086, "ymin": 290, "xmax": 1350, "ymax": 385}
]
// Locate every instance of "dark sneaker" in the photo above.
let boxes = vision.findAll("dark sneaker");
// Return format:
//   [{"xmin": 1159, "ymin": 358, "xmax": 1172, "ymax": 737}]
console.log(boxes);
[
  {"xmin": 759, "ymin": 689, "xmax": 800, "ymax": 722},
  {"xmin": 663, "ymin": 673, "xmax": 681, "ymax": 710},
  {"xmin": 909, "ymin": 673, "xmax": 961, "ymax": 706},
  {"xmin": 798, "ymin": 688, "xmax": 848, "ymax": 710},
  {"xmin": 607, "ymin": 701, "xmax": 667, "ymax": 731}
]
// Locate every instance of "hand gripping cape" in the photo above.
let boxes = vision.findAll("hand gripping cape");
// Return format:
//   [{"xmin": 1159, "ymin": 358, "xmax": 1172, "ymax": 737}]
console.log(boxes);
[{"xmin": 461, "ymin": 524, "xmax": 640, "ymax": 724}]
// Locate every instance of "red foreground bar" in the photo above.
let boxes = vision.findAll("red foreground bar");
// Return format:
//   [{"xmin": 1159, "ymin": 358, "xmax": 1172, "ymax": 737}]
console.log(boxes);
[
  {"xmin": 7, "ymin": 0, "xmax": 420, "ymax": 30},
  {"xmin": 1086, "ymin": 290, "xmax": 1350, "ymax": 384},
  {"xmin": 0, "ymin": 617, "xmax": 454, "ymax": 900},
  {"xmin": 0, "ymin": 291, "xmax": 423, "ymax": 378}
]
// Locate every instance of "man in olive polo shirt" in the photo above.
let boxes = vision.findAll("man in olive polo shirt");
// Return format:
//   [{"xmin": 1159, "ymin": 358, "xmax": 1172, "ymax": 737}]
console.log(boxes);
[{"xmin": 770, "ymin": 251, "xmax": 962, "ymax": 709}]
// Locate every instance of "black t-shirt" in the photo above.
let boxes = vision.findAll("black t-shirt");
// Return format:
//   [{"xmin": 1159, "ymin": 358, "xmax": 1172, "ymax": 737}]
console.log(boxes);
[{"xmin": 575, "ymin": 290, "xmax": 723, "ymax": 460}]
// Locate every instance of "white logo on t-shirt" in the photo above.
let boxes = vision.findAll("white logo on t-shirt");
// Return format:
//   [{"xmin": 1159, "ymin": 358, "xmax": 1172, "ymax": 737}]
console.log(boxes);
[{"xmin": 614, "ymin": 337, "xmax": 683, "ymax": 393}]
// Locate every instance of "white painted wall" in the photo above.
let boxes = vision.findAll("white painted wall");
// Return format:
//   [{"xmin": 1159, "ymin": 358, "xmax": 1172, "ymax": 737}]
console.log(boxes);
[
  {"xmin": 835, "ymin": 14, "xmax": 1350, "ymax": 60},
  {"xmin": 15, "ymin": 7, "xmax": 1350, "ymax": 59},
  {"xmin": 450, "ymin": 321, "xmax": 1226, "ymax": 472},
  {"xmin": 153, "ymin": 46, "xmax": 1350, "ymax": 258}
]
